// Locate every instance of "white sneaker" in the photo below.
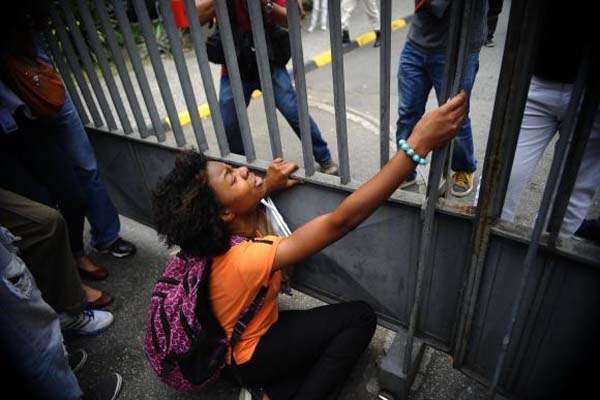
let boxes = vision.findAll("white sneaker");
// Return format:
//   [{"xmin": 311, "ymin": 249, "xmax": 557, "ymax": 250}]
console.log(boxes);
[
  {"xmin": 60, "ymin": 310, "xmax": 114, "ymax": 336},
  {"xmin": 238, "ymin": 388, "xmax": 253, "ymax": 400}
]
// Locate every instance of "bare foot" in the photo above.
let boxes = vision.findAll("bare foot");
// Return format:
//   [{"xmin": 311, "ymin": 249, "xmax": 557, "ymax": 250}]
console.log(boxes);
[
  {"xmin": 82, "ymin": 283, "xmax": 103, "ymax": 303},
  {"xmin": 76, "ymin": 256, "xmax": 108, "ymax": 280}
]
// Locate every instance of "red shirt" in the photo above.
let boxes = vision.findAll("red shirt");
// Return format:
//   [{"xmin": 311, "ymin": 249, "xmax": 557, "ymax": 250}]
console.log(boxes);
[{"xmin": 221, "ymin": 0, "xmax": 287, "ymax": 76}]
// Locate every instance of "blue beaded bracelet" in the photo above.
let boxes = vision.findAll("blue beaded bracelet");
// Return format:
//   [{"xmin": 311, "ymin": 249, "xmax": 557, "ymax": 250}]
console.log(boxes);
[{"xmin": 398, "ymin": 139, "xmax": 428, "ymax": 165}]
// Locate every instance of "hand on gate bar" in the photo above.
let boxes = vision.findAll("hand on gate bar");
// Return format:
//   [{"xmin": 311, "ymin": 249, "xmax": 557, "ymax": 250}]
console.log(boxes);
[
  {"xmin": 408, "ymin": 90, "xmax": 468, "ymax": 156},
  {"xmin": 262, "ymin": 158, "xmax": 301, "ymax": 197}
]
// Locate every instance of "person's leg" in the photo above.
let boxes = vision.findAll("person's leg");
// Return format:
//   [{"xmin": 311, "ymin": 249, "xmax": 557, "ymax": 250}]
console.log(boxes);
[
  {"xmin": 362, "ymin": 0, "xmax": 381, "ymax": 31},
  {"xmin": 559, "ymin": 110, "xmax": 600, "ymax": 236},
  {"xmin": 219, "ymin": 74, "xmax": 255, "ymax": 156},
  {"xmin": 271, "ymin": 67, "xmax": 333, "ymax": 165},
  {"xmin": 234, "ymin": 301, "xmax": 377, "ymax": 400},
  {"xmin": 395, "ymin": 41, "xmax": 433, "ymax": 182},
  {"xmin": 0, "ymin": 188, "xmax": 86, "ymax": 315},
  {"xmin": 0, "ymin": 234, "xmax": 82, "ymax": 400},
  {"xmin": 341, "ymin": 0, "xmax": 358, "ymax": 31},
  {"xmin": 51, "ymin": 95, "xmax": 121, "ymax": 249},
  {"xmin": 487, "ymin": 0, "xmax": 504, "ymax": 41},
  {"xmin": 500, "ymin": 77, "xmax": 562, "ymax": 222},
  {"xmin": 308, "ymin": 0, "xmax": 320, "ymax": 31},
  {"xmin": 319, "ymin": 0, "xmax": 328, "ymax": 30}
]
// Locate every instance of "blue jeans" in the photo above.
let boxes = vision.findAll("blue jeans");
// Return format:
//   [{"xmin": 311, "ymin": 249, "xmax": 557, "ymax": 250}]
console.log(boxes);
[
  {"xmin": 52, "ymin": 95, "xmax": 120, "ymax": 248},
  {"xmin": 219, "ymin": 67, "xmax": 332, "ymax": 164},
  {"xmin": 0, "ymin": 227, "xmax": 82, "ymax": 400},
  {"xmin": 396, "ymin": 41, "xmax": 479, "ymax": 180}
]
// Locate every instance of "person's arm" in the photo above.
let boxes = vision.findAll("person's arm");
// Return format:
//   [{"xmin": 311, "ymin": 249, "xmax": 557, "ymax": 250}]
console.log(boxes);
[
  {"xmin": 262, "ymin": 0, "xmax": 289, "ymax": 27},
  {"xmin": 195, "ymin": 0, "xmax": 216, "ymax": 25},
  {"xmin": 272, "ymin": 91, "xmax": 468, "ymax": 271}
]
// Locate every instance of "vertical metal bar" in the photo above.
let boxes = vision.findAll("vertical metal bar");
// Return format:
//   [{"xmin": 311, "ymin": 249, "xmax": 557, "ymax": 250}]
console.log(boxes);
[
  {"xmin": 213, "ymin": 0, "xmax": 256, "ymax": 161},
  {"xmin": 42, "ymin": 31, "xmax": 90, "ymax": 125},
  {"xmin": 48, "ymin": 8, "xmax": 103, "ymax": 127},
  {"xmin": 76, "ymin": 0, "xmax": 132, "ymax": 134},
  {"xmin": 379, "ymin": 0, "xmax": 392, "ymax": 168},
  {"xmin": 486, "ymin": 58, "xmax": 592, "ymax": 399},
  {"xmin": 328, "ymin": 0, "xmax": 350, "ymax": 183},
  {"xmin": 248, "ymin": 0, "xmax": 283, "ymax": 159},
  {"xmin": 287, "ymin": 0, "xmax": 316, "ymax": 176},
  {"xmin": 110, "ymin": 0, "xmax": 165, "ymax": 140},
  {"xmin": 94, "ymin": 0, "xmax": 148, "ymax": 137},
  {"xmin": 159, "ymin": 0, "xmax": 208, "ymax": 151},
  {"xmin": 403, "ymin": 0, "xmax": 473, "ymax": 378},
  {"xmin": 183, "ymin": 0, "xmax": 229, "ymax": 156},
  {"xmin": 131, "ymin": 0, "xmax": 186, "ymax": 147},
  {"xmin": 57, "ymin": 0, "xmax": 117, "ymax": 130},
  {"xmin": 546, "ymin": 55, "xmax": 599, "ymax": 242},
  {"xmin": 453, "ymin": 0, "xmax": 544, "ymax": 370}
]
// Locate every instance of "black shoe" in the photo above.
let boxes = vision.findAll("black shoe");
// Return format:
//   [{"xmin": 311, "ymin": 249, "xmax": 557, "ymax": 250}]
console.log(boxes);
[
  {"xmin": 374, "ymin": 30, "xmax": 381, "ymax": 47},
  {"xmin": 484, "ymin": 37, "xmax": 495, "ymax": 47},
  {"xmin": 342, "ymin": 29, "xmax": 351, "ymax": 44},
  {"xmin": 84, "ymin": 372, "xmax": 123, "ymax": 400},
  {"xmin": 68, "ymin": 348, "xmax": 87, "ymax": 374},
  {"xmin": 93, "ymin": 238, "xmax": 137, "ymax": 258},
  {"xmin": 574, "ymin": 218, "xmax": 600, "ymax": 243}
]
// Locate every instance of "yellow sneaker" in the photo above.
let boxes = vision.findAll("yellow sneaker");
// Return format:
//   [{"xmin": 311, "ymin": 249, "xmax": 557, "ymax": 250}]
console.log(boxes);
[{"xmin": 451, "ymin": 171, "xmax": 475, "ymax": 197}]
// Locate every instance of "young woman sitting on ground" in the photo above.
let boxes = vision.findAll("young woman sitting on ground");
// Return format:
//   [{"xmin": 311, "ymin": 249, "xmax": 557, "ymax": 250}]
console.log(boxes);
[{"xmin": 151, "ymin": 91, "xmax": 467, "ymax": 400}]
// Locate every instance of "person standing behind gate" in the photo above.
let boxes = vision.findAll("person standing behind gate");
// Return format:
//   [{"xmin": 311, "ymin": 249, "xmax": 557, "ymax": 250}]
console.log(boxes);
[
  {"xmin": 340, "ymin": 0, "xmax": 381, "ymax": 47},
  {"xmin": 307, "ymin": 0, "xmax": 328, "ymax": 32},
  {"xmin": 0, "ymin": 3, "xmax": 137, "ymax": 266},
  {"xmin": 195, "ymin": 0, "xmax": 339, "ymax": 176},
  {"xmin": 395, "ymin": 0, "xmax": 487, "ymax": 196},
  {"xmin": 501, "ymin": 2, "xmax": 599, "ymax": 238},
  {"xmin": 483, "ymin": 0, "xmax": 503, "ymax": 47}
]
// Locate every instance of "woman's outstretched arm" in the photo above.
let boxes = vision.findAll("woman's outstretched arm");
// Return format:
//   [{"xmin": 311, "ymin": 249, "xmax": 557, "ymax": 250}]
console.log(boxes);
[{"xmin": 273, "ymin": 91, "xmax": 468, "ymax": 271}]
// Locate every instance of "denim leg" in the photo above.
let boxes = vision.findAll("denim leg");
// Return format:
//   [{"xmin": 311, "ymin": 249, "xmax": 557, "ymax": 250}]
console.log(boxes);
[
  {"xmin": 52, "ymin": 95, "xmax": 120, "ymax": 248},
  {"xmin": 0, "ymin": 237, "xmax": 82, "ymax": 400},
  {"xmin": 395, "ymin": 42, "xmax": 433, "ymax": 180},
  {"xmin": 219, "ymin": 75, "xmax": 256, "ymax": 156},
  {"xmin": 430, "ymin": 51, "xmax": 479, "ymax": 173},
  {"xmin": 271, "ymin": 67, "xmax": 332, "ymax": 164}
]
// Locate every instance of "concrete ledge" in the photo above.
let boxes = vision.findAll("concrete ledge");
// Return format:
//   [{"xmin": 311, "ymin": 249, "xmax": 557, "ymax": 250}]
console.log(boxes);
[{"xmin": 379, "ymin": 330, "xmax": 426, "ymax": 399}]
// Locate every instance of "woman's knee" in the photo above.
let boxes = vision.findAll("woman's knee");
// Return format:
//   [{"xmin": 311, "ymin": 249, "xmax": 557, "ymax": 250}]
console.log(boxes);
[{"xmin": 348, "ymin": 300, "xmax": 377, "ymax": 332}]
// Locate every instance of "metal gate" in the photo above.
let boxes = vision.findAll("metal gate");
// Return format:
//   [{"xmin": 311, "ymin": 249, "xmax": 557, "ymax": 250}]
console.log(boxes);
[{"xmin": 43, "ymin": 0, "xmax": 599, "ymax": 398}]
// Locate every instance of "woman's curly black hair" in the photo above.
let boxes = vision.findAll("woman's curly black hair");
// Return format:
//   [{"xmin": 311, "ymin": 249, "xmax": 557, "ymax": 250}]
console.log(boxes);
[{"xmin": 152, "ymin": 150, "xmax": 230, "ymax": 258}]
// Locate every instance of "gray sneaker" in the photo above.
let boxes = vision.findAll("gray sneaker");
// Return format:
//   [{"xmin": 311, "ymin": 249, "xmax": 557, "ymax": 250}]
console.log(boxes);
[{"xmin": 318, "ymin": 161, "xmax": 339, "ymax": 176}]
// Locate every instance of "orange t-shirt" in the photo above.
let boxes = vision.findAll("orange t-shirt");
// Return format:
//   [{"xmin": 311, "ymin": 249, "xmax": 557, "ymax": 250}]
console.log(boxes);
[{"xmin": 210, "ymin": 235, "xmax": 283, "ymax": 364}]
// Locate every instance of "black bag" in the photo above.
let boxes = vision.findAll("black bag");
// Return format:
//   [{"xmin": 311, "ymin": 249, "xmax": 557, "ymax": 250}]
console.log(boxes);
[{"xmin": 205, "ymin": 1, "xmax": 291, "ymax": 82}]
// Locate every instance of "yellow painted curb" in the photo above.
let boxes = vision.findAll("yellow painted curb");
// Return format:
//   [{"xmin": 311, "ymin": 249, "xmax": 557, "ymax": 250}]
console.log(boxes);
[
  {"xmin": 165, "ymin": 17, "xmax": 408, "ymax": 128},
  {"xmin": 314, "ymin": 50, "xmax": 332, "ymax": 67}
]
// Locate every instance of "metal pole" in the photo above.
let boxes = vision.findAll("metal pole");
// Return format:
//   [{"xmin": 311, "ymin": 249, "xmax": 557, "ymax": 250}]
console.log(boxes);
[
  {"xmin": 110, "ymin": 0, "xmax": 165, "ymax": 140},
  {"xmin": 379, "ymin": 0, "xmax": 392, "ymax": 168},
  {"xmin": 287, "ymin": 0, "xmax": 316, "ymax": 176},
  {"xmin": 247, "ymin": 0, "xmax": 283, "ymax": 159},
  {"xmin": 328, "ymin": 0, "xmax": 351, "ymax": 183},
  {"xmin": 76, "ymin": 0, "xmax": 133, "ymax": 134},
  {"xmin": 56, "ymin": 0, "xmax": 117, "ymax": 130},
  {"xmin": 182, "ymin": 0, "xmax": 230, "ymax": 156},
  {"xmin": 42, "ymin": 31, "xmax": 90, "ymax": 125},
  {"xmin": 546, "ymin": 53, "xmax": 600, "ymax": 243},
  {"xmin": 131, "ymin": 0, "xmax": 186, "ymax": 147},
  {"xmin": 486, "ymin": 50, "xmax": 594, "ymax": 400},
  {"xmin": 403, "ymin": 0, "xmax": 474, "ymax": 379},
  {"xmin": 159, "ymin": 0, "xmax": 208, "ymax": 151},
  {"xmin": 453, "ymin": 0, "xmax": 543, "ymax": 369},
  {"xmin": 48, "ymin": 8, "xmax": 103, "ymax": 127},
  {"xmin": 213, "ymin": 0, "xmax": 256, "ymax": 161},
  {"xmin": 94, "ymin": 0, "xmax": 148, "ymax": 137}
]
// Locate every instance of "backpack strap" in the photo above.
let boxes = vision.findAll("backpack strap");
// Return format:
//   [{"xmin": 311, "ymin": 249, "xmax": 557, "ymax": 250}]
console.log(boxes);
[{"xmin": 229, "ymin": 285, "xmax": 269, "ymax": 361}]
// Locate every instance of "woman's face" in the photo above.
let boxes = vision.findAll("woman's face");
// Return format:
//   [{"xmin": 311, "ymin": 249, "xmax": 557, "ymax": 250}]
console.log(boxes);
[{"xmin": 206, "ymin": 161, "xmax": 265, "ymax": 217}]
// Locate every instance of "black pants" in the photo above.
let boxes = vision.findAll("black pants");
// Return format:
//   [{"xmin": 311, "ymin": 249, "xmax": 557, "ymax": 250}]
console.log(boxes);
[
  {"xmin": 487, "ymin": 0, "xmax": 504, "ymax": 40},
  {"xmin": 0, "ymin": 117, "xmax": 86, "ymax": 256},
  {"xmin": 233, "ymin": 301, "xmax": 377, "ymax": 400}
]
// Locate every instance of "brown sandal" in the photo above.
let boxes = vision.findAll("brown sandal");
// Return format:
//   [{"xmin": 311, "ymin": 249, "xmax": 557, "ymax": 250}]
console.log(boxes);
[
  {"xmin": 77, "ymin": 256, "xmax": 108, "ymax": 281},
  {"xmin": 86, "ymin": 291, "xmax": 114, "ymax": 309}
]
